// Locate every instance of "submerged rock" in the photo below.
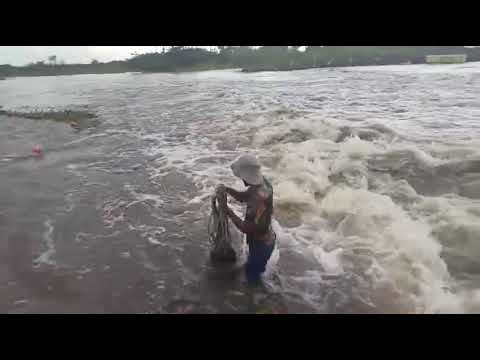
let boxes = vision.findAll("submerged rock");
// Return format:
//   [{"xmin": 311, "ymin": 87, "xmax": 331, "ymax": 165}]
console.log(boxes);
[{"xmin": 1, "ymin": 108, "xmax": 99, "ymax": 129}]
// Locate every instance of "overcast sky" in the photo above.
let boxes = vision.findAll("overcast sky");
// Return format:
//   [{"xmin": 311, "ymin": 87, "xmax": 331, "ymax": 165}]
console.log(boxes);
[{"xmin": 0, "ymin": 47, "xmax": 162, "ymax": 66}]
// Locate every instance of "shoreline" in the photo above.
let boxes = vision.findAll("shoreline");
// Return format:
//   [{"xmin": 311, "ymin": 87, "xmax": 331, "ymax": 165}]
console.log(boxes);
[{"xmin": 1, "ymin": 60, "xmax": 478, "ymax": 79}]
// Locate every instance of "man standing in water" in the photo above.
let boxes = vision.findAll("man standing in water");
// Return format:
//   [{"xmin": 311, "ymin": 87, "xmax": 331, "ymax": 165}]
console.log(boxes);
[{"xmin": 217, "ymin": 154, "xmax": 275, "ymax": 284}]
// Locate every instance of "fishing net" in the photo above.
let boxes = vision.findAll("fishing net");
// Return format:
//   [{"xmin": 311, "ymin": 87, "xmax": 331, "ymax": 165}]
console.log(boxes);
[{"xmin": 208, "ymin": 188, "xmax": 237, "ymax": 263}]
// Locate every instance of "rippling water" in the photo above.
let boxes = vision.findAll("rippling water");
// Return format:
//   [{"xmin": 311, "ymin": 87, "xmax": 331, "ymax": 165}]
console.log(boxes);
[{"xmin": 1, "ymin": 63, "xmax": 480, "ymax": 313}]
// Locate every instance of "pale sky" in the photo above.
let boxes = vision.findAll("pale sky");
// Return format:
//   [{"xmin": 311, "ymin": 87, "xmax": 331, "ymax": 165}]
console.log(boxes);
[{"xmin": 0, "ymin": 47, "xmax": 163, "ymax": 66}]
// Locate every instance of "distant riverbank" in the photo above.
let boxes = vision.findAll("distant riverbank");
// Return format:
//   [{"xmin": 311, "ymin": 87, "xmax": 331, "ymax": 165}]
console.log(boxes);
[
  {"xmin": 4, "ymin": 61, "xmax": 475, "ymax": 79},
  {"xmin": 2, "ymin": 46, "xmax": 479, "ymax": 79},
  {"xmin": 0, "ymin": 61, "xmax": 131, "ymax": 79}
]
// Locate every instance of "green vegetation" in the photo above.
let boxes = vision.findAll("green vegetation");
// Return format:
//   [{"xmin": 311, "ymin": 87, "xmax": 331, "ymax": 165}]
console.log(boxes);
[
  {"xmin": 0, "ymin": 61, "xmax": 130, "ymax": 78},
  {"xmin": 126, "ymin": 46, "xmax": 480, "ymax": 72},
  {"xmin": 1, "ymin": 47, "xmax": 480, "ymax": 78}
]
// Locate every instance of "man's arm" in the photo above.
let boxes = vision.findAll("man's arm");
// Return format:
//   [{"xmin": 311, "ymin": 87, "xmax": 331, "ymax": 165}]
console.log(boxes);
[
  {"xmin": 226, "ymin": 207, "xmax": 259, "ymax": 234},
  {"xmin": 225, "ymin": 187, "xmax": 251, "ymax": 203}
]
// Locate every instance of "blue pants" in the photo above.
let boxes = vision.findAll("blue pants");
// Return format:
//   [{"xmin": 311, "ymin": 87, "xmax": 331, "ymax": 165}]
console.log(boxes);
[{"xmin": 245, "ymin": 240, "xmax": 275, "ymax": 283}]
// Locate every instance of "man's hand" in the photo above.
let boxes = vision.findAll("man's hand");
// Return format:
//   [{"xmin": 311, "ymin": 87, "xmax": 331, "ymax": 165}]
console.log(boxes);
[
  {"xmin": 216, "ymin": 184, "xmax": 226, "ymax": 196},
  {"xmin": 221, "ymin": 202, "xmax": 230, "ymax": 215}
]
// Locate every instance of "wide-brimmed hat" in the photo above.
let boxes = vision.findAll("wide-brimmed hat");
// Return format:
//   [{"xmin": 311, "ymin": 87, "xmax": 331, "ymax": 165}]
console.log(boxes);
[{"xmin": 231, "ymin": 154, "xmax": 264, "ymax": 185}]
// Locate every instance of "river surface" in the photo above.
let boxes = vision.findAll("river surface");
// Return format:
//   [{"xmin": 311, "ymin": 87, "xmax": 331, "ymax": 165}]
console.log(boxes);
[{"xmin": 1, "ymin": 63, "xmax": 480, "ymax": 313}]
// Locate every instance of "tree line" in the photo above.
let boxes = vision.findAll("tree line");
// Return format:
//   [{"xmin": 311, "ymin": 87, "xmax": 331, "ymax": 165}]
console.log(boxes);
[
  {"xmin": 1, "ymin": 46, "xmax": 479, "ymax": 78},
  {"xmin": 126, "ymin": 46, "xmax": 480, "ymax": 72}
]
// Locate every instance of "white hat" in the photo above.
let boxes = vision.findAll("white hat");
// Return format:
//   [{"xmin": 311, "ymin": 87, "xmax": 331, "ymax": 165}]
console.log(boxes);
[{"xmin": 231, "ymin": 154, "xmax": 264, "ymax": 185}]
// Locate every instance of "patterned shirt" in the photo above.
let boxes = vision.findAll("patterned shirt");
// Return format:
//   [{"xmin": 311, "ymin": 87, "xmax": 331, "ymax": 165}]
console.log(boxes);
[{"xmin": 226, "ymin": 177, "xmax": 274, "ymax": 244}]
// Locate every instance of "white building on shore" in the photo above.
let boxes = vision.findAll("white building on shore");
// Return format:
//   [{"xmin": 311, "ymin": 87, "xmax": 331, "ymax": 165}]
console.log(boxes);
[{"xmin": 426, "ymin": 54, "xmax": 467, "ymax": 64}]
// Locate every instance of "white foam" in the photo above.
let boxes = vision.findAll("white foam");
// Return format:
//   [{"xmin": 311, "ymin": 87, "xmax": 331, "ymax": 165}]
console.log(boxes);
[
  {"xmin": 255, "ymin": 115, "xmax": 477, "ymax": 312},
  {"xmin": 270, "ymin": 139, "xmax": 333, "ymax": 207},
  {"xmin": 130, "ymin": 192, "xmax": 164, "ymax": 208},
  {"xmin": 147, "ymin": 237, "xmax": 162, "ymax": 245},
  {"xmin": 63, "ymin": 133, "xmax": 109, "ymax": 147},
  {"xmin": 312, "ymin": 247, "xmax": 344, "ymax": 275},
  {"xmin": 34, "ymin": 218, "xmax": 56, "ymax": 266}
]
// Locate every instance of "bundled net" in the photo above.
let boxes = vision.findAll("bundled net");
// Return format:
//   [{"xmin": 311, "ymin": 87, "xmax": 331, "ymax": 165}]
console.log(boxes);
[{"xmin": 207, "ymin": 189, "xmax": 237, "ymax": 263}]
